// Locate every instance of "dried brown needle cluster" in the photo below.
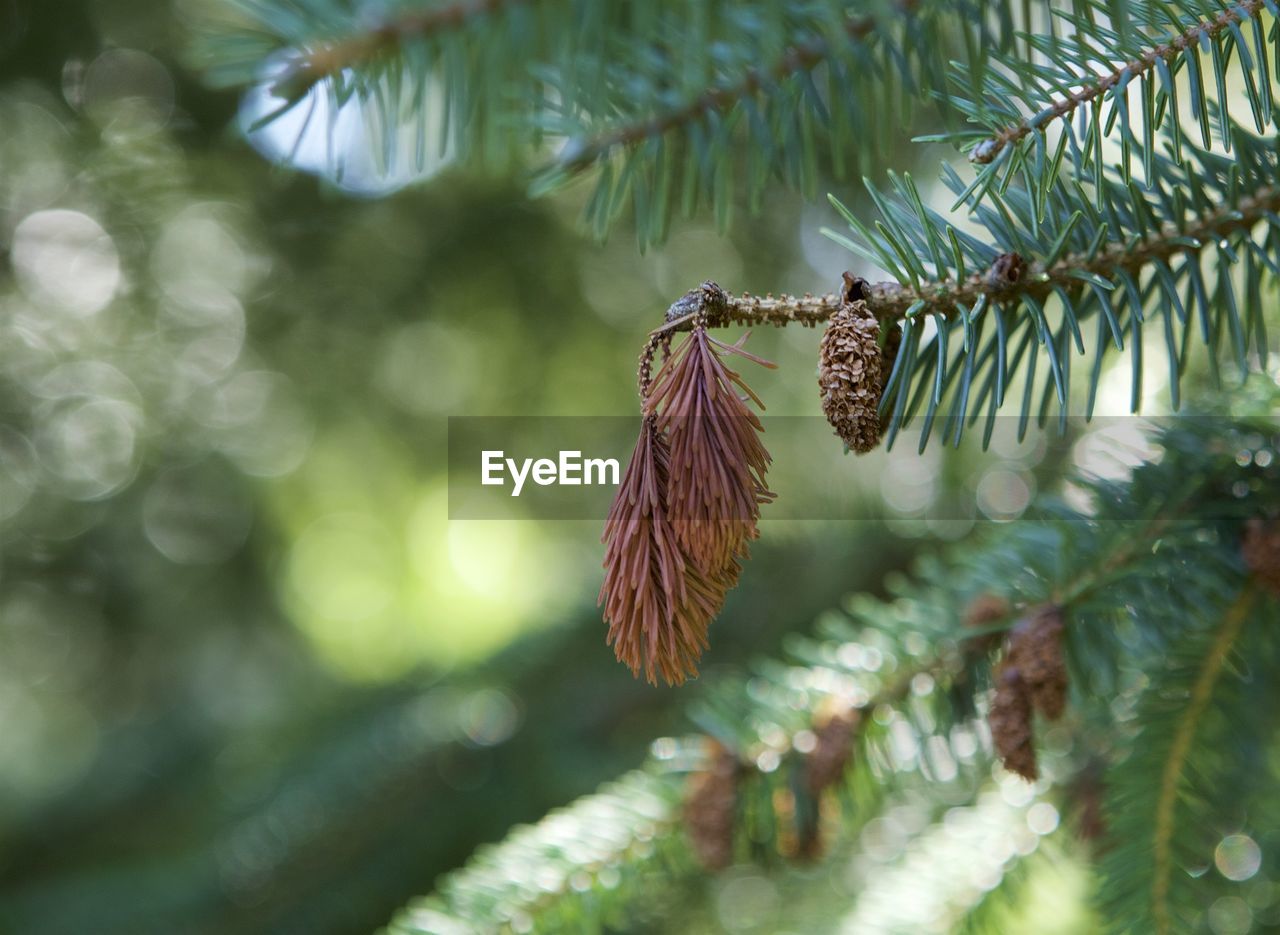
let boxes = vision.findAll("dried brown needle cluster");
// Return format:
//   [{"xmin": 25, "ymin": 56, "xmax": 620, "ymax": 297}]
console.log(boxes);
[
  {"xmin": 989, "ymin": 605, "xmax": 1068, "ymax": 780},
  {"xmin": 601, "ymin": 318, "xmax": 775, "ymax": 685}
]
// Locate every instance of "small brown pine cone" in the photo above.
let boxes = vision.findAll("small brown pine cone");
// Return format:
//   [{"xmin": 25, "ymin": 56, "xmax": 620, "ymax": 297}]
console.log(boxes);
[
  {"xmin": 806, "ymin": 708, "xmax": 860, "ymax": 795},
  {"xmin": 1242, "ymin": 518, "xmax": 1280, "ymax": 596},
  {"xmin": 1007, "ymin": 606, "xmax": 1068, "ymax": 721},
  {"xmin": 683, "ymin": 741, "xmax": 739, "ymax": 870},
  {"xmin": 989, "ymin": 666, "xmax": 1037, "ymax": 780},
  {"xmin": 1067, "ymin": 766, "xmax": 1107, "ymax": 844},
  {"xmin": 962, "ymin": 593, "xmax": 1010, "ymax": 655},
  {"xmin": 818, "ymin": 299, "xmax": 894, "ymax": 454}
]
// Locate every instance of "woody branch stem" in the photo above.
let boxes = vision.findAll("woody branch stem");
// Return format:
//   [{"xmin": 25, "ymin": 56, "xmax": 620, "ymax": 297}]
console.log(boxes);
[{"xmin": 653, "ymin": 185, "xmax": 1280, "ymax": 334}]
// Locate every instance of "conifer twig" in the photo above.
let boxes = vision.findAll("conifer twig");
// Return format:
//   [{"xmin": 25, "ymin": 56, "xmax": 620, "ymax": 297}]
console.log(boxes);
[
  {"xmin": 555, "ymin": 7, "xmax": 911, "ymax": 174},
  {"xmin": 970, "ymin": 0, "xmax": 1268, "ymax": 163},
  {"xmin": 271, "ymin": 0, "xmax": 527, "ymax": 99},
  {"xmin": 651, "ymin": 184, "xmax": 1280, "ymax": 333}
]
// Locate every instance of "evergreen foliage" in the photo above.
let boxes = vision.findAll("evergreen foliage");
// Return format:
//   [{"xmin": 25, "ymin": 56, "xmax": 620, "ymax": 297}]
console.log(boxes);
[
  {"xmin": 193, "ymin": 0, "xmax": 1280, "ymax": 930},
  {"xmin": 828, "ymin": 115, "xmax": 1278, "ymax": 450},
  {"xmin": 384, "ymin": 403, "xmax": 1280, "ymax": 933}
]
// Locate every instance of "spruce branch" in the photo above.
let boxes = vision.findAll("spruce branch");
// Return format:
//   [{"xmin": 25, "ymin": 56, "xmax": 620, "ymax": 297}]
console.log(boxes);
[
  {"xmin": 389, "ymin": 769, "xmax": 689, "ymax": 934},
  {"xmin": 552, "ymin": 7, "xmax": 902, "ymax": 176},
  {"xmin": 268, "ymin": 0, "xmax": 525, "ymax": 100},
  {"xmin": 654, "ymin": 117, "xmax": 1280, "ymax": 449},
  {"xmin": 943, "ymin": 0, "xmax": 1278, "ymax": 214},
  {"xmin": 539, "ymin": 0, "xmax": 980, "ymax": 244},
  {"xmin": 199, "ymin": 0, "xmax": 1022, "ymax": 243},
  {"xmin": 655, "ymin": 184, "xmax": 1280, "ymax": 334},
  {"xmin": 1099, "ymin": 567, "xmax": 1280, "ymax": 932},
  {"xmin": 1149, "ymin": 586, "xmax": 1259, "ymax": 935},
  {"xmin": 970, "ymin": 0, "xmax": 1268, "ymax": 165},
  {"xmin": 395, "ymin": 410, "xmax": 1280, "ymax": 932}
]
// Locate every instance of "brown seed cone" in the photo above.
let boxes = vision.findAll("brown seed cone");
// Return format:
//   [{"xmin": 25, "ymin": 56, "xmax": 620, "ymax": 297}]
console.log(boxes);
[
  {"xmin": 962, "ymin": 593, "xmax": 1010, "ymax": 655},
  {"xmin": 600, "ymin": 419, "xmax": 724, "ymax": 685},
  {"xmin": 683, "ymin": 741, "xmax": 739, "ymax": 870},
  {"xmin": 818, "ymin": 299, "xmax": 893, "ymax": 454},
  {"xmin": 989, "ymin": 665, "xmax": 1037, "ymax": 781},
  {"xmin": 806, "ymin": 708, "xmax": 860, "ymax": 795},
  {"xmin": 1242, "ymin": 518, "xmax": 1280, "ymax": 595},
  {"xmin": 1007, "ymin": 606, "xmax": 1068, "ymax": 721}
]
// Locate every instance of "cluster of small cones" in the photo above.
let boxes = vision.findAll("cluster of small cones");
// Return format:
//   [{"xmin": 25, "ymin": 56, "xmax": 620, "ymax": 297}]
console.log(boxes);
[
  {"xmin": 989, "ymin": 605, "xmax": 1068, "ymax": 781},
  {"xmin": 601, "ymin": 302, "xmax": 775, "ymax": 685},
  {"xmin": 682, "ymin": 705, "xmax": 861, "ymax": 870},
  {"xmin": 817, "ymin": 274, "xmax": 897, "ymax": 454}
]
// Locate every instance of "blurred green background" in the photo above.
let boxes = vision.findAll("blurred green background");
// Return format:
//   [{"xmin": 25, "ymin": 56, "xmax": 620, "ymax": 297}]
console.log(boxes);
[{"xmin": 0, "ymin": 3, "xmax": 1174, "ymax": 934}]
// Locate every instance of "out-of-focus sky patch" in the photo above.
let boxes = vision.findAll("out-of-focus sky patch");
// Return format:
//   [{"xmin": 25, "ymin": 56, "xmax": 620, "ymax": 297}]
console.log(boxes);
[{"xmin": 239, "ymin": 60, "xmax": 453, "ymax": 197}]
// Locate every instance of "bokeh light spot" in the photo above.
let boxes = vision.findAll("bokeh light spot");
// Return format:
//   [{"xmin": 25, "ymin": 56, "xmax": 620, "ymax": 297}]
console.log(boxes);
[
  {"xmin": 1216, "ymin": 834, "xmax": 1262, "ymax": 882},
  {"xmin": 12, "ymin": 209, "xmax": 120, "ymax": 316},
  {"xmin": 1208, "ymin": 895, "xmax": 1254, "ymax": 935},
  {"xmin": 35, "ymin": 397, "xmax": 139, "ymax": 500},
  {"xmin": 375, "ymin": 321, "xmax": 480, "ymax": 415},
  {"xmin": 459, "ymin": 688, "xmax": 520, "ymax": 747},
  {"xmin": 1026, "ymin": 802, "xmax": 1060, "ymax": 836},
  {"xmin": 80, "ymin": 49, "xmax": 175, "ymax": 125},
  {"xmin": 976, "ymin": 468, "xmax": 1033, "ymax": 521}
]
